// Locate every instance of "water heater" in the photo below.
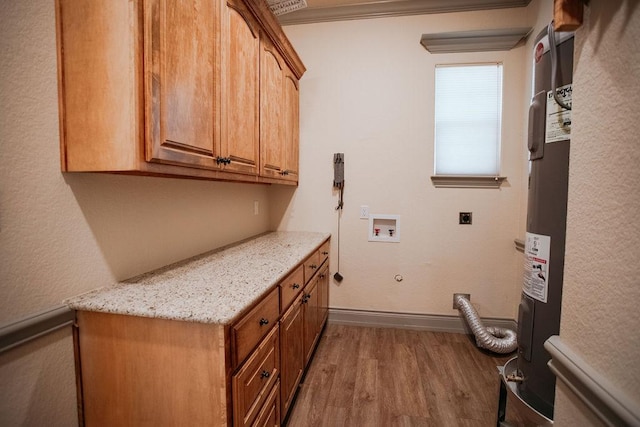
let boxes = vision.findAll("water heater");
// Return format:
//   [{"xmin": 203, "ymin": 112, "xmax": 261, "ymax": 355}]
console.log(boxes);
[{"xmin": 516, "ymin": 24, "xmax": 574, "ymax": 420}]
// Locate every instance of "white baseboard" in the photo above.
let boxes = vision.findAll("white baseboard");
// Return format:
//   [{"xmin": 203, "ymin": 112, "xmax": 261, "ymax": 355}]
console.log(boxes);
[{"xmin": 328, "ymin": 307, "xmax": 517, "ymax": 334}]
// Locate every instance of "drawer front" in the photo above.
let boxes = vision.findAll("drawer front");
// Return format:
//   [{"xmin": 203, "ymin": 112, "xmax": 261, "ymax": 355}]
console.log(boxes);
[
  {"xmin": 233, "ymin": 326, "xmax": 280, "ymax": 427},
  {"xmin": 279, "ymin": 265, "xmax": 304, "ymax": 312},
  {"xmin": 233, "ymin": 287, "xmax": 279, "ymax": 366},
  {"xmin": 253, "ymin": 380, "xmax": 280, "ymax": 427},
  {"xmin": 303, "ymin": 239, "xmax": 330, "ymax": 284},
  {"xmin": 303, "ymin": 251, "xmax": 320, "ymax": 284},
  {"xmin": 318, "ymin": 240, "xmax": 330, "ymax": 267}
]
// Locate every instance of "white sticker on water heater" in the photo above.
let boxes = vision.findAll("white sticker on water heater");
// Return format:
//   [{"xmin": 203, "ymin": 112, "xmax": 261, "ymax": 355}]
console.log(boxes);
[
  {"xmin": 523, "ymin": 232, "xmax": 551, "ymax": 303},
  {"xmin": 545, "ymin": 83, "xmax": 572, "ymax": 144}
]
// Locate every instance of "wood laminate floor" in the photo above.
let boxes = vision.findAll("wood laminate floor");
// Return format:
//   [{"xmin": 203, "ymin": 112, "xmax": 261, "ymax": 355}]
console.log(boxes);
[{"xmin": 287, "ymin": 324, "xmax": 526, "ymax": 427}]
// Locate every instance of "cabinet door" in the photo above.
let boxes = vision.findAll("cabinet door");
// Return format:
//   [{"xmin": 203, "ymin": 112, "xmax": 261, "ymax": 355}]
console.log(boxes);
[
  {"xmin": 281, "ymin": 70, "xmax": 300, "ymax": 182},
  {"xmin": 260, "ymin": 39, "xmax": 285, "ymax": 179},
  {"xmin": 279, "ymin": 296, "xmax": 304, "ymax": 421},
  {"xmin": 302, "ymin": 279, "xmax": 319, "ymax": 365},
  {"xmin": 145, "ymin": 0, "xmax": 220, "ymax": 169},
  {"xmin": 221, "ymin": 0, "xmax": 259, "ymax": 175},
  {"xmin": 317, "ymin": 265, "xmax": 329, "ymax": 331}
]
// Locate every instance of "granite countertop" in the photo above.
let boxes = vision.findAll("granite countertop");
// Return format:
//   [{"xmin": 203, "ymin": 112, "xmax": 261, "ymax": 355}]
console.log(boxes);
[{"xmin": 65, "ymin": 231, "xmax": 330, "ymax": 325}]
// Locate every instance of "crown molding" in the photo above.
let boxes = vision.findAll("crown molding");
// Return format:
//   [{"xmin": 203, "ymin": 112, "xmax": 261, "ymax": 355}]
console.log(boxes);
[{"xmin": 277, "ymin": 0, "xmax": 532, "ymax": 25}]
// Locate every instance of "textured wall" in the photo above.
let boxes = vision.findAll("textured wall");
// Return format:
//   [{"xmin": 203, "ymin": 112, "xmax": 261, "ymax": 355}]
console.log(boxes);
[
  {"xmin": 274, "ymin": 7, "xmax": 533, "ymax": 319},
  {"xmin": 0, "ymin": 0, "xmax": 271, "ymax": 424},
  {"xmin": 0, "ymin": 331, "xmax": 77, "ymax": 426},
  {"xmin": 555, "ymin": 1, "xmax": 640, "ymax": 424}
]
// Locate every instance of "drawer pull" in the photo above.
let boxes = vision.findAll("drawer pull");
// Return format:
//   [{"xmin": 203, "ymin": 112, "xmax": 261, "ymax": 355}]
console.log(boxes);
[
  {"xmin": 292, "ymin": 283, "xmax": 300, "ymax": 289},
  {"xmin": 309, "ymin": 264, "xmax": 317, "ymax": 269},
  {"xmin": 259, "ymin": 318, "xmax": 269, "ymax": 326},
  {"xmin": 261, "ymin": 370, "xmax": 270, "ymax": 379},
  {"xmin": 319, "ymin": 274, "xmax": 325, "ymax": 279},
  {"xmin": 322, "ymin": 251, "xmax": 329, "ymax": 255}
]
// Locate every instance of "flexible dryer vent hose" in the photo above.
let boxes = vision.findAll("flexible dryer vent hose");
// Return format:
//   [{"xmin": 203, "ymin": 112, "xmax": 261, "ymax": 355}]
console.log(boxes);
[{"xmin": 455, "ymin": 295, "xmax": 518, "ymax": 354}]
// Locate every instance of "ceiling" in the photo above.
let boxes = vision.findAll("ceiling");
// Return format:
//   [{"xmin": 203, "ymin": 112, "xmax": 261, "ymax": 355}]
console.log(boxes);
[{"xmin": 276, "ymin": 0, "xmax": 532, "ymax": 25}]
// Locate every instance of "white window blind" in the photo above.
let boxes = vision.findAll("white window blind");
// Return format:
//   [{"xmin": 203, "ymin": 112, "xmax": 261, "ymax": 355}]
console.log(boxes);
[{"xmin": 434, "ymin": 63, "xmax": 503, "ymax": 176}]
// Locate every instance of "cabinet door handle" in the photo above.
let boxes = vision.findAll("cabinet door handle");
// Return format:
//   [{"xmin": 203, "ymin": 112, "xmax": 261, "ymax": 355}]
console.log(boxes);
[
  {"xmin": 322, "ymin": 251, "xmax": 329, "ymax": 255},
  {"xmin": 309, "ymin": 264, "xmax": 317, "ymax": 269},
  {"xmin": 301, "ymin": 295, "xmax": 308, "ymax": 304},
  {"xmin": 319, "ymin": 274, "xmax": 325, "ymax": 279},
  {"xmin": 292, "ymin": 283, "xmax": 300, "ymax": 289},
  {"xmin": 261, "ymin": 370, "xmax": 270, "ymax": 379},
  {"xmin": 259, "ymin": 318, "xmax": 269, "ymax": 326}
]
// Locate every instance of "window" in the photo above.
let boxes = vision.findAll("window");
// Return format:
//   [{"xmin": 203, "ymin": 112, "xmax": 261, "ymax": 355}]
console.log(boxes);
[{"xmin": 433, "ymin": 63, "xmax": 504, "ymax": 187}]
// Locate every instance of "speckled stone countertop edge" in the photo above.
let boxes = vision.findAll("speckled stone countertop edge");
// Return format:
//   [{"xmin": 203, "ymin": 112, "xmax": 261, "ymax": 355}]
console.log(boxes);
[{"xmin": 65, "ymin": 231, "xmax": 330, "ymax": 325}]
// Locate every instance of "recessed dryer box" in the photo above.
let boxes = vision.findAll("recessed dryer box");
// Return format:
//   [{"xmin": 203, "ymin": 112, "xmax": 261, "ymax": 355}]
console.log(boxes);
[{"xmin": 368, "ymin": 214, "xmax": 400, "ymax": 242}]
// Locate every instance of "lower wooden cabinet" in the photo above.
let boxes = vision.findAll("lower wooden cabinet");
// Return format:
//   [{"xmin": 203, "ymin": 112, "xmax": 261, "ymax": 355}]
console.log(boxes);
[
  {"xmin": 318, "ymin": 264, "xmax": 330, "ymax": 333},
  {"xmin": 75, "ymin": 311, "xmax": 231, "ymax": 426},
  {"xmin": 302, "ymin": 277, "xmax": 320, "ymax": 365},
  {"xmin": 280, "ymin": 246, "xmax": 330, "ymax": 423},
  {"xmin": 233, "ymin": 326, "xmax": 280, "ymax": 427},
  {"xmin": 279, "ymin": 296, "xmax": 304, "ymax": 420},
  {"xmin": 301, "ymin": 263, "xmax": 329, "ymax": 367},
  {"xmin": 73, "ymin": 237, "xmax": 330, "ymax": 426}
]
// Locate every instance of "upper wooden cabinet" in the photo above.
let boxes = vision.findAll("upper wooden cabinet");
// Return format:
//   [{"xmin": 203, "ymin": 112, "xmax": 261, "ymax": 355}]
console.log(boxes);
[
  {"xmin": 221, "ymin": 0, "xmax": 260, "ymax": 176},
  {"xmin": 282, "ymin": 71, "xmax": 300, "ymax": 182},
  {"xmin": 259, "ymin": 39, "xmax": 299, "ymax": 182},
  {"xmin": 259, "ymin": 39, "xmax": 285, "ymax": 180},
  {"xmin": 145, "ymin": 0, "xmax": 220, "ymax": 169},
  {"xmin": 56, "ymin": 0, "xmax": 305, "ymax": 185}
]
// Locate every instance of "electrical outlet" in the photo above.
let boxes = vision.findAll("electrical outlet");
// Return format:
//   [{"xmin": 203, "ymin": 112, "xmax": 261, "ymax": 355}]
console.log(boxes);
[
  {"xmin": 360, "ymin": 205, "xmax": 369, "ymax": 219},
  {"xmin": 459, "ymin": 212, "xmax": 472, "ymax": 225},
  {"xmin": 453, "ymin": 293, "xmax": 471, "ymax": 309}
]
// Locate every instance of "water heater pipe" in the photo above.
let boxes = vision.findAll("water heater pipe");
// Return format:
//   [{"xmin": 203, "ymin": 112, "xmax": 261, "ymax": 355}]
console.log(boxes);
[{"xmin": 455, "ymin": 295, "xmax": 518, "ymax": 354}]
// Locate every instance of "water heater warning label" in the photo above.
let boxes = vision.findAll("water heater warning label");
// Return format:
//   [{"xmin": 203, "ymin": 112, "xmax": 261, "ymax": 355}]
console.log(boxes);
[
  {"xmin": 523, "ymin": 232, "xmax": 551, "ymax": 303},
  {"xmin": 545, "ymin": 83, "xmax": 572, "ymax": 143}
]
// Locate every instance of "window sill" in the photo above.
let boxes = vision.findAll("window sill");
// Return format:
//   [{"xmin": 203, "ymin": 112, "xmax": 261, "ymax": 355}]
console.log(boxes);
[{"xmin": 430, "ymin": 175, "xmax": 507, "ymax": 189}]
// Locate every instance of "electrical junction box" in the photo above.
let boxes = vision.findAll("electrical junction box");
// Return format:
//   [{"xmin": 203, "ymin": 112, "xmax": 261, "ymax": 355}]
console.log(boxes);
[
  {"xmin": 459, "ymin": 212, "xmax": 472, "ymax": 224},
  {"xmin": 368, "ymin": 214, "xmax": 400, "ymax": 242}
]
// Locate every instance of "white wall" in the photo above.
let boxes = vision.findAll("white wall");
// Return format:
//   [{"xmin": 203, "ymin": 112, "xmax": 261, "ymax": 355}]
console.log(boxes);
[
  {"xmin": 274, "ymin": 8, "xmax": 532, "ymax": 319},
  {"xmin": 554, "ymin": 2, "xmax": 640, "ymax": 424},
  {"xmin": 0, "ymin": 1, "xmax": 271, "ymax": 424}
]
